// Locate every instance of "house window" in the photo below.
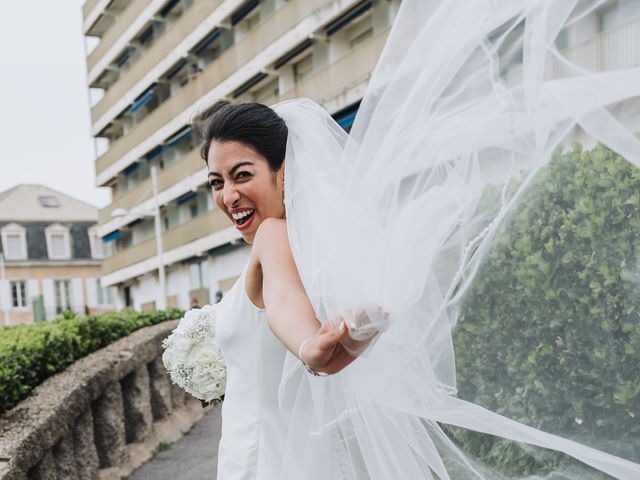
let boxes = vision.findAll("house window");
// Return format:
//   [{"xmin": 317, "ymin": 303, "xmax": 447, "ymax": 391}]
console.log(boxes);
[
  {"xmin": 51, "ymin": 234, "xmax": 67, "ymax": 257},
  {"xmin": 11, "ymin": 280, "xmax": 27, "ymax": 308},
  {"xmin": 38, "ymin": 195, "xmax": 60, "ymax": 208},
  {"xmin": 45, "ymin": 224, "xmax": 71, "ymax": 260},
  {"xmin": 1, "ymin": 223, "xmax": 27, "ymax": 260},
  {"xmin": 7, "ymin": 235, "xmax": 23, "ymax": 258},
  {"xmin": 96, "ymin": 278, "xmax": 113, "ymax": 305},
  {"xmin": 54, "ymin": 279, "xmax": 71, "ymax": 313}
]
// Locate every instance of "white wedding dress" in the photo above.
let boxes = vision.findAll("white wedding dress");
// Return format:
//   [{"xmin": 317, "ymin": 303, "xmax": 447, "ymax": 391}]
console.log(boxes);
[
  {"xmin": 213, "ymin": 0, "xmax": 640, "ymax": 478},
  {"xmin": 215, "ymin": 265, "xmax": 290, "ymax": 479}
]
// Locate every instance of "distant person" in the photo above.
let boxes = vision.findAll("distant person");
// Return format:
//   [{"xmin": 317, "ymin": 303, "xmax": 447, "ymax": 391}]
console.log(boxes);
[
  {"xmin": 214, "ymin": 290, "xmax": 223, "ymax": 304},
  {"xmin": 189, "ymin": 63, "xmax": 202, "ymax": 81},
  {"xmin": 190, "ymin": 298, "xmax": 199, "ymax": 309}
]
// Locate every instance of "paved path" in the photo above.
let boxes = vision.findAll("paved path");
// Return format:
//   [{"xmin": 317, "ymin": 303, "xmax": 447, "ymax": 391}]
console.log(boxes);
[{"xmin": 130, "ymin": 405, "xmax": 222, "ymax": 480}]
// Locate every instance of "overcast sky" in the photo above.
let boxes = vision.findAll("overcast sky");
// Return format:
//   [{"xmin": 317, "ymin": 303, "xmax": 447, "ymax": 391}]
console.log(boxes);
[{"xmin": 0, "ymin": 0, "xmax": 110, "ymax": 208}]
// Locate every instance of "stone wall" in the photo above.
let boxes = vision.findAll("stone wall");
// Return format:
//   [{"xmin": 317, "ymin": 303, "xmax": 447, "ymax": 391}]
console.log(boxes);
[{"xmin": 0, "ymin": 320, "xmax": 209, "ymax": 479}]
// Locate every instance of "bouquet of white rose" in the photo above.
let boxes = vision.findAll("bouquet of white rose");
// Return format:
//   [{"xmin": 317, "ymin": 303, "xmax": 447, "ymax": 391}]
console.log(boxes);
[{"xmin": 162, "ymin": 304, "xmax": 226, "ymax": 407}]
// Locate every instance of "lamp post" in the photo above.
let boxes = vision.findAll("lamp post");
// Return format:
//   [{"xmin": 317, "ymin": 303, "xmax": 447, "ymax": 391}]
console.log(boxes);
[
  {"xmin": 150, "ymin": 166, "xmax": 167, "ymax": 310},
  {"xmin": 112, "ymin": 165, "xmax": 166, "ymax": 310},
  {"xmin": 0, "ymin": 253, "xmax": 10, "ymax": 327}
]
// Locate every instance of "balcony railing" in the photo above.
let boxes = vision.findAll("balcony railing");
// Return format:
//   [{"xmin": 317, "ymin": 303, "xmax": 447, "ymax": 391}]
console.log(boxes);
[
  {"xmin": 95, "ymin": 0, "xmax": 325, "ymax": 182},
  {"xmin": 91, "ymin": 0, "xmax": 224, "ymax": 126},
  {"xmin": 560, "ymin": 17, "xmax": 640, "ymax": 73},
  {"xmin": 98, "ymin": 148, "xmax": 205, "ymax": 225},
  {"xmin": 102, "ymin": 208, "xmax": 228, "ymax": 275},
  {"xmin": 505, "ymin": 17, "xmax": 640, "ymax": 84},
  {"xmin": 86, "ymin": 0, "xmax": 150, "ymax": 75},
  {"xmin": 83, "ymin": 0, "xmax": 102, "ymax": 20},
  {"xmin": 276, "ymin": 28, "xmax": 389, "ymax": 105}
]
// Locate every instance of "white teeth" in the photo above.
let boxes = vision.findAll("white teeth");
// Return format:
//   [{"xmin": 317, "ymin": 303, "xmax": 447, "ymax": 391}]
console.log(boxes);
[{"xmin": 232, "ymin": 210, "xmax": 254, "ymax": 221}]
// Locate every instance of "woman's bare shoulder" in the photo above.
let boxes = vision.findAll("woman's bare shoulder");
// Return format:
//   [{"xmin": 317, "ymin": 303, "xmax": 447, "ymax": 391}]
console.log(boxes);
[{"xmin": 253, "ymin": 218, "xmax": 288, "ymax": 253}]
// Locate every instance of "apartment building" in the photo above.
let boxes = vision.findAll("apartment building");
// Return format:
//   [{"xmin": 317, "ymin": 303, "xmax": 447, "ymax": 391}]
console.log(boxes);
[
  {"xmin": 0, "ymin": 185, "xmax": 115, "ymax": 326},
  {"xmin": 84, "ymin": 0, "xmax": 401, "ymax": 311},
  {"xmin": 83, "ymin": 0, "xmax": 640, "ymax": 312}
]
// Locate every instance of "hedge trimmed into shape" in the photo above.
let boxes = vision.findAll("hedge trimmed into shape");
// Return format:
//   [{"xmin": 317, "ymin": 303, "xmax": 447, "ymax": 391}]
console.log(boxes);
[
  {"xmin": 0, "ymin": 308, "xmax": 183, "ymax": 415},
  {"xmin": 453, "ymin": 143, "xmax": 640, "ymax": 475}
]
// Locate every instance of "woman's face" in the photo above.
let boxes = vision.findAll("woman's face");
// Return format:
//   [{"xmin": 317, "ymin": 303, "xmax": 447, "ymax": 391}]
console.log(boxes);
[{"xmin": 207, "ymin": 140, "xmax": 285, "ymax": 244}]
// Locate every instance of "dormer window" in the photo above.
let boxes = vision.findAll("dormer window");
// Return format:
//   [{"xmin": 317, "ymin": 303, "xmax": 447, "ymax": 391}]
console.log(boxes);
[
  {"xmin": 1, "ymin": 223, "xmax": 27, "ymax": 260},
  {"xmin": 38, "ymin": 195, "xmax": 60, "ymax": 208},
  {"xmin": 45, "ymin": 223, "xmax": 71, "ymax": 260}
]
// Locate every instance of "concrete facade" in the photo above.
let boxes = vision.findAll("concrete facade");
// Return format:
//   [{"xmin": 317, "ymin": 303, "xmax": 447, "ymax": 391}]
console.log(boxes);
[{"xmin": 84, "ymin": 0, "xmax": 402, "ymax": 310}]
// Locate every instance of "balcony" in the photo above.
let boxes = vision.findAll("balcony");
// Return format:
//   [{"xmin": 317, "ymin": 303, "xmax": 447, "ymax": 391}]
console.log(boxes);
[
  {"xmin": 95, "ymin": 0, "xmax": 326, "ymax": 183},
  {"xmin": 276, "ymin": 28, "xmax": 389, "ymax": 106},
  {"xmin": 86, "ymin": 0, "xmax": 151, "ymax": 76},
  {"xmin": 91, "ymin": 0, "xmax": 224, "ymax": 126},
  {"xmin": 83, "ymin": 0, "xmax": 103, "ymax": 20},
  {"xmin": 98, "ymin": 148, "xmax": 206, "ymax": 225},
  {"xmin": 504, "ymin": 17, "xmax": 640, "ymax": 85},
  {"xmin": 102, "ymin": 207, "xmax": 229, "ymax": 275},
  {"xmin": 560, "ymin": 17, "xmax": 640, "ymax": 72}
]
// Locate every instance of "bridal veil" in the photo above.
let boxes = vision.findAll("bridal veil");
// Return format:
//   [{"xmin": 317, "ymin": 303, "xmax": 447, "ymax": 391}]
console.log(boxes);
[{"xmin": 272, "ymin": 0, "xmax": 640, "ymax": 477}]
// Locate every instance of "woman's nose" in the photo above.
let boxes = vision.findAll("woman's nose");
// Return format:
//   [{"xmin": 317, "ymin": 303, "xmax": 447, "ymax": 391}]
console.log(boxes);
[{"xmin": 223, "ymin": 183, "xmax": 240, "ymax": 209}]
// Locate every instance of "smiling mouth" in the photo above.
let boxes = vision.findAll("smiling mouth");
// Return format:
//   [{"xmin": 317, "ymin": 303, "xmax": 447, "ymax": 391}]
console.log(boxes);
[{"xmin": 231, "ymin": 209, "xmax": 255, "ymax": 225}]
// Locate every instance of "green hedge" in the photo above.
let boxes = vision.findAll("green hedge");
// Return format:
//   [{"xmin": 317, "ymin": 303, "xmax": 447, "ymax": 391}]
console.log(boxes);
[
  {"xmin": 0, "ymin": 308, "xmax": 183, "ymax": 415},
  {"xmin": 452, "ymin": 143, "xmax": 640, "ymax": 475}
]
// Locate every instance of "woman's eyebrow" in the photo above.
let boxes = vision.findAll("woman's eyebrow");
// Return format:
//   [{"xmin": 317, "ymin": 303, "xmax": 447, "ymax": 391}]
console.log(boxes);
[
  {"xmin": 208, "ymin": 161, "xmax": 254, "ymax": 178},
  {"xmin": 229, "ymin": 161, "xmax": 254, "ymax": 175}
]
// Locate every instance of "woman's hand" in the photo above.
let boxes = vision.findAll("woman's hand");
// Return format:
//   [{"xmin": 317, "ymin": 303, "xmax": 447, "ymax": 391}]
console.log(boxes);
[
  {"xmin": 301, "ymin": 304, "xmax": 391, "ymax": 375},
  {"xmin": 301, "ymin": 321, "xmax": 357, "ymax": 375}
]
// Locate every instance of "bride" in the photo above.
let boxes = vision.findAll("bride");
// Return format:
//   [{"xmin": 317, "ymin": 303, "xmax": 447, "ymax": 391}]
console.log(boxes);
[{"xmin": 192, "ymin": 0, "xmax": 640, "ymax": 478}]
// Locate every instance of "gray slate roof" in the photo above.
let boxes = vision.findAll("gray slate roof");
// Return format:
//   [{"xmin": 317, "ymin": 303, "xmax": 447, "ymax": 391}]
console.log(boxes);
[
  {"xmin": 0, "ymin": 184, "xmax": 97, "ymax": 222},
  {"xmin": 0, "ymin": 184, "xmax": 98, "ymax": 261}
]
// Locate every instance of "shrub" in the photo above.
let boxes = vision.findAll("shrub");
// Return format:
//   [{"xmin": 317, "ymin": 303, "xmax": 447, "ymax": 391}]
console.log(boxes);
[
  {"xmin": 452, "ymin": 143, "xmax": 640, "ymax": 475},
  {"xmin": 0, "ymin": 308, "xmax": 183, "ymax": 415}
]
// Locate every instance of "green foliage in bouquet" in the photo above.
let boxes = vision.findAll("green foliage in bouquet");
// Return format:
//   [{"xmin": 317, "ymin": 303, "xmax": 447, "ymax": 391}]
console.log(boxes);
[
  {"xmin": 452, "ymin": 143, "xmax": 640, "ymax": 475},
  {"xmin": 0, "ymin": 308, "xmax": 183, "ymax": 415}
]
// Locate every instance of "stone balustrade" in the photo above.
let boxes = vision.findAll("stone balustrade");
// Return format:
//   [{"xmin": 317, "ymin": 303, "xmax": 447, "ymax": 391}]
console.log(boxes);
[{"xmin": 0, "ymin": 320, "xmax": 211, "ymax": 479}]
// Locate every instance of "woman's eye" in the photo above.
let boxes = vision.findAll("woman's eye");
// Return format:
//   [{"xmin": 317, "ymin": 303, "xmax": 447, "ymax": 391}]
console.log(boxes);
[
  {"xmin": 209, "ymin": 179, "xmax": 223, "ymax": 190},
  {"xmin": 237, "ymin": 171, "xmax": 251, "ymax": 180}
]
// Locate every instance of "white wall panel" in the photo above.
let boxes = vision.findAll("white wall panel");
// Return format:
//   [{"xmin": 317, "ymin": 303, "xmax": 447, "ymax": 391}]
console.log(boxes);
[
  {"xmin": 0, "ymin": 279, "xmax": 10, "ymax": 312},
  {"xmin": 71, "ymin": 278, "xmax": 85, "ymax": 314},
  {"xmin": 86, "ymin": 277, "xmax": 99, "ymax": 308},
  {"xmin": 42, "ymin": 279, "xmax": 56, "ymax": 321}
]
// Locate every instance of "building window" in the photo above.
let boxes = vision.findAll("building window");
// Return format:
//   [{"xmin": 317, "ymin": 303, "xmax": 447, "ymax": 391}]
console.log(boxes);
[
  {"xmin": 1, "ymin": 223, "xmax": 27, "ymax": 260},
  {"xmin": 189, "ymin": 260, "xmax": 209, "ymax": 290},
  {"xmin": 294, "ymin": 54, "xmax": 313, "ymax": 82},
  {"xmin": 88, "ymin": 226, "xmax": 104, "ymax": 259},
  {"xmin": 7, "ymin": 235, "xmax": 24, "ymax": 258},
  {"xmin": 11, "ymin": 280, "xmax": 27, "ymax": 308},
  {"xmin": 54, "ymin": 279, "xmax": 72, "ymax": 313},
  {"xmin": 599, "ymin": 0, "xmax": 640, "ymax": 33},
  {"xmin": 96, "ymin": 278, "xmax": 113, "ymax": 305},
  {"xmin": 51, "ymin": 235, "xmax": 67, "ymax": 257},
  {"xmin": 45, "ymin": 224, "xmax": 71, "ymax": 260},
  {"xmin": 38, "ymin": 195, "xmax": 60, "ymax": 208}
]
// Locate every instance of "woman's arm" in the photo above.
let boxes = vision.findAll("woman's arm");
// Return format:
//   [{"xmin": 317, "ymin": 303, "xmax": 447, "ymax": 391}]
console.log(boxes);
[{"xmin": 253, "ymin": 218, "xmax": 356, "ymax": 374}]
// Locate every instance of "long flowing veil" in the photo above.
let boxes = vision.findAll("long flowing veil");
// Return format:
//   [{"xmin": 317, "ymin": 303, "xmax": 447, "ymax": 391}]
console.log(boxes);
[{"xmin": 272, "ymin": 0, "xmax": 640, "ymax": 478}]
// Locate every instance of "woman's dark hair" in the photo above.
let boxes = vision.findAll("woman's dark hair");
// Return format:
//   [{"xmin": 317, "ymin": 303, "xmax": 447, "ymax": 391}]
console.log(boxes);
[{"xmin": 191, "ymin": 100, "xmax": 288, "ymax": 172}]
